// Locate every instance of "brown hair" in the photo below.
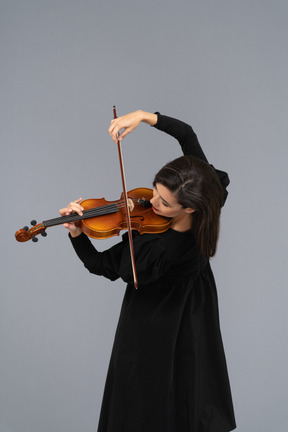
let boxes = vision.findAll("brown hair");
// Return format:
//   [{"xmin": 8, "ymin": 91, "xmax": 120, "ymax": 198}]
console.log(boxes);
[{"xmin": 153, "ymin": 156, "xmax": 224, "ymax": 258}]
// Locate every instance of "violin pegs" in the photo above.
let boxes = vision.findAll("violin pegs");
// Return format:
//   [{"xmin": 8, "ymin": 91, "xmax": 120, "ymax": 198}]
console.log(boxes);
[
  {"xmin": 30, "ymin": 220, "xmax": 37, "ymax": 226},
  {"xmin": 23, "ymin": 226, "xmax": 29, "ymax": 231},
  {"xmin": 41, "ymin": 231, "xmax": 47, "ymax": 237},
  {"xmin": 31, "ymin": 235, "xmax": 38, "ymax": 243}
]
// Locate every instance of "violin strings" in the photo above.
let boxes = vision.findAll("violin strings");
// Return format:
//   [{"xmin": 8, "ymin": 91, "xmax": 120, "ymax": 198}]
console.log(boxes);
[
  {"xmin": 81, "ymin": 198, "xmax": 146, "ymax": 214},
  {"xmin": 44, "ymin": 199, "xmax": 148, "ymax": 227},
  {"xmin": 79, "ymin": 199, "xmax": 145, "ymax": 218}
]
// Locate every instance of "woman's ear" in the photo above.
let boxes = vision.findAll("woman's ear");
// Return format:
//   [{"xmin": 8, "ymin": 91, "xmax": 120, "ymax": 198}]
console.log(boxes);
[{"xmin": 184, "ymin": 207, "xmax": 195, "ymax": 214}]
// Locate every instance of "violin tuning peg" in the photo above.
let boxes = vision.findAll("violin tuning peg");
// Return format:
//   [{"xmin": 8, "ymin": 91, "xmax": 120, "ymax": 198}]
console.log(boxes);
[
  {"xmin": 31, "ymin": 235, "xmax": 38, "ymax": 243},
  {"xmin": 41, "ymin": 231, "xmax": 47, "ymax": 237},
  {"xmin": 23, "ymin": 226, "xmax": 29, "ymax": 232},
  {"xmin": 30, "ymin": 220, "xmax": 37, "ymax": 226}
]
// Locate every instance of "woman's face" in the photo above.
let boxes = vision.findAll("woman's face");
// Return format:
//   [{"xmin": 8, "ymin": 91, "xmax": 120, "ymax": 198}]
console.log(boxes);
[{"xmin": 150, "ymin": 183, "xmax": 193, "ymax": 218}]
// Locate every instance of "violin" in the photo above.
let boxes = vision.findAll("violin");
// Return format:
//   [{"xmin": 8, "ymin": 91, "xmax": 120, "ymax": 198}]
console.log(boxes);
[
  {"xmin": 15, "ymin": 188, "xmax": 171, "ymax": 243},
  {"xmin": 15, "ymin": 106, "xmax": 159, "ymax": 289}
]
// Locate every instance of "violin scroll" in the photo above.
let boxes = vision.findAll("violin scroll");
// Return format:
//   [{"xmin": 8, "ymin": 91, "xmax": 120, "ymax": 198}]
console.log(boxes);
[{"xmin": 15, "ymin": 222, "xmax": 47, "ymax": 243}]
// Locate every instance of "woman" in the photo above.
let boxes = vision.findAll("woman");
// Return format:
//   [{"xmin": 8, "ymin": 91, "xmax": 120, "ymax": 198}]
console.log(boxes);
[{"xmin": 60, "ymin": 110, "xmax": 236, "ymax": 432}]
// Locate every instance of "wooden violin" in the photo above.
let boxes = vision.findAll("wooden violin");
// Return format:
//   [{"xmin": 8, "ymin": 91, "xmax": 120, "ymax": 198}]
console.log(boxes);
[
  {"xmin": 16, "ymin": 106, "xmax": 158, "ymax": 289},
  {"xmin": 15, "ymin": 188, "xmax": 171, "ymax": 243}
]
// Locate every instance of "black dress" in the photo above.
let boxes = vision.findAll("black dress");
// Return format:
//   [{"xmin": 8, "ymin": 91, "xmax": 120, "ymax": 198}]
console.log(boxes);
[{"xmin": 70, "ymin": 113, "xmax": 236, "ymax": 432}]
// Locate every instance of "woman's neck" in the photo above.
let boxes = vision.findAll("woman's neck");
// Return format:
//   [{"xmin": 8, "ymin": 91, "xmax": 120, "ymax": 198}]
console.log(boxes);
[{"xmin": 170, "ymin": 213, "xmax": 193, "ymax": 232}]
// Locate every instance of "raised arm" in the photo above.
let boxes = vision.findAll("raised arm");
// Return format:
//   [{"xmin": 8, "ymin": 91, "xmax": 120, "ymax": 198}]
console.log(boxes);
[
  {"xmin": 108, "ymin": 109, "xmax": 229, "ymax": 204},
  {"xmin": 153, "ymin": 113, "xmax": 208, "ymax": 161},
  {"xmin": 152, "ymin": 113, "xmax": 230, "ymax": 204},
  {"xmin": 108, "ymin": 110, "xmax": 208, "ymax": 161}
]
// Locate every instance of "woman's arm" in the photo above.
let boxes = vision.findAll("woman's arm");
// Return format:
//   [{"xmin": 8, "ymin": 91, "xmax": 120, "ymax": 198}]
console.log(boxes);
[
  {"xmin": 110, "ymin": 109, "xmax": 229, "ymax": 205},
  {"xmin": 153, "ymin": 113, "xmax": 229, "ymax": 204},
  {"xmin": 108, "ymin": 110, "xmax": 208, "ymax": 161},
  {"xmin": 153, "ymin": 113, "xmax": 208, "ymax": 162}
]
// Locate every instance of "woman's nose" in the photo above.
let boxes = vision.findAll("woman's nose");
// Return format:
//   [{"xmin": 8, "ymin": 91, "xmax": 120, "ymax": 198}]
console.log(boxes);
[
  {"xmin": 151, "ymin": 188, "xmax": 159, "ymax": 206},
  {"xmin": 150, "ymin": 195, "xmax": 158, "ymax": 207}
]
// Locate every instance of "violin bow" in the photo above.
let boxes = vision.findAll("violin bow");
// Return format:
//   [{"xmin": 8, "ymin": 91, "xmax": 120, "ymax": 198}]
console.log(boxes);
[{"xmin": 113, "ymin": 106, "xmax": 138, "ymax": 289}]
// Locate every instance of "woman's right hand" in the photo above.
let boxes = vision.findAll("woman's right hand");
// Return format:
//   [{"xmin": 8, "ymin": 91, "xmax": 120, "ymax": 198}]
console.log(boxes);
[
  {"xmin": 108, "ymin": 110, "xmax": 157, "ymax": 143},
  {"xmin": 59, "ymin": 198, "xmax": 84, "ymax": 237}
]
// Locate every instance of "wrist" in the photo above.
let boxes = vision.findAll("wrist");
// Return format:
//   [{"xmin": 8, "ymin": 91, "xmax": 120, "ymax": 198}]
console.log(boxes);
[
  {"xmin": 138, "ymin": 110, "xmax": 158, "ymax": 126},
  {"xmin": 69, "ymin": 227, "xmax": 82, "ymax": 238}
]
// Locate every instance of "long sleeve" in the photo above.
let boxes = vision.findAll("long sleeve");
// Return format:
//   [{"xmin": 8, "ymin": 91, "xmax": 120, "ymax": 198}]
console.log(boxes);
[
  {"xmin": 69, "ymin": 231, "xmax": 172, "ymax": 286},
  {"xmin": 153, "ymin": 112, "xmax": 230, "ymax": 205},
  {"xmin": 69, "ymin": 232, "xmax": 122, "ymax": 281},
  {"xmin": 153, "ymin": 113, "xmax": 208, "ymax": 161}
]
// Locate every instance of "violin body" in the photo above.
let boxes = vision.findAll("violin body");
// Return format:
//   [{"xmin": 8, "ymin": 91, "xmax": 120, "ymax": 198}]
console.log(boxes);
[
  {"xmin": 80, "ymin": 188, "xmax": 170, "ymax": 239},
  {"xmin": 15, "ymin": 188, "xmax": 171, "ymax": 243}
]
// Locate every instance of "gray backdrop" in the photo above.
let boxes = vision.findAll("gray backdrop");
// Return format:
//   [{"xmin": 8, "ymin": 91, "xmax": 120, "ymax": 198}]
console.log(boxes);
[{"xmin": 1, "ymin": 1, "xmax": 287, "ymax": 431}]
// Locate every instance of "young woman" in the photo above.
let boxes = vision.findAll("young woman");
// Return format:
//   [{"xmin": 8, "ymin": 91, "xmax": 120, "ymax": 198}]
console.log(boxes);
[{"xmin": 60, "ymin": 110, "xmax": 236, "ymax": 432}]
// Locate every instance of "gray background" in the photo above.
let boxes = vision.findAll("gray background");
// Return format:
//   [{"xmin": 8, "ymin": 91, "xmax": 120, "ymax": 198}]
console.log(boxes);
[{"xmin": 1, "ymin": 0, "xmax": 287, "ymax": 431}]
